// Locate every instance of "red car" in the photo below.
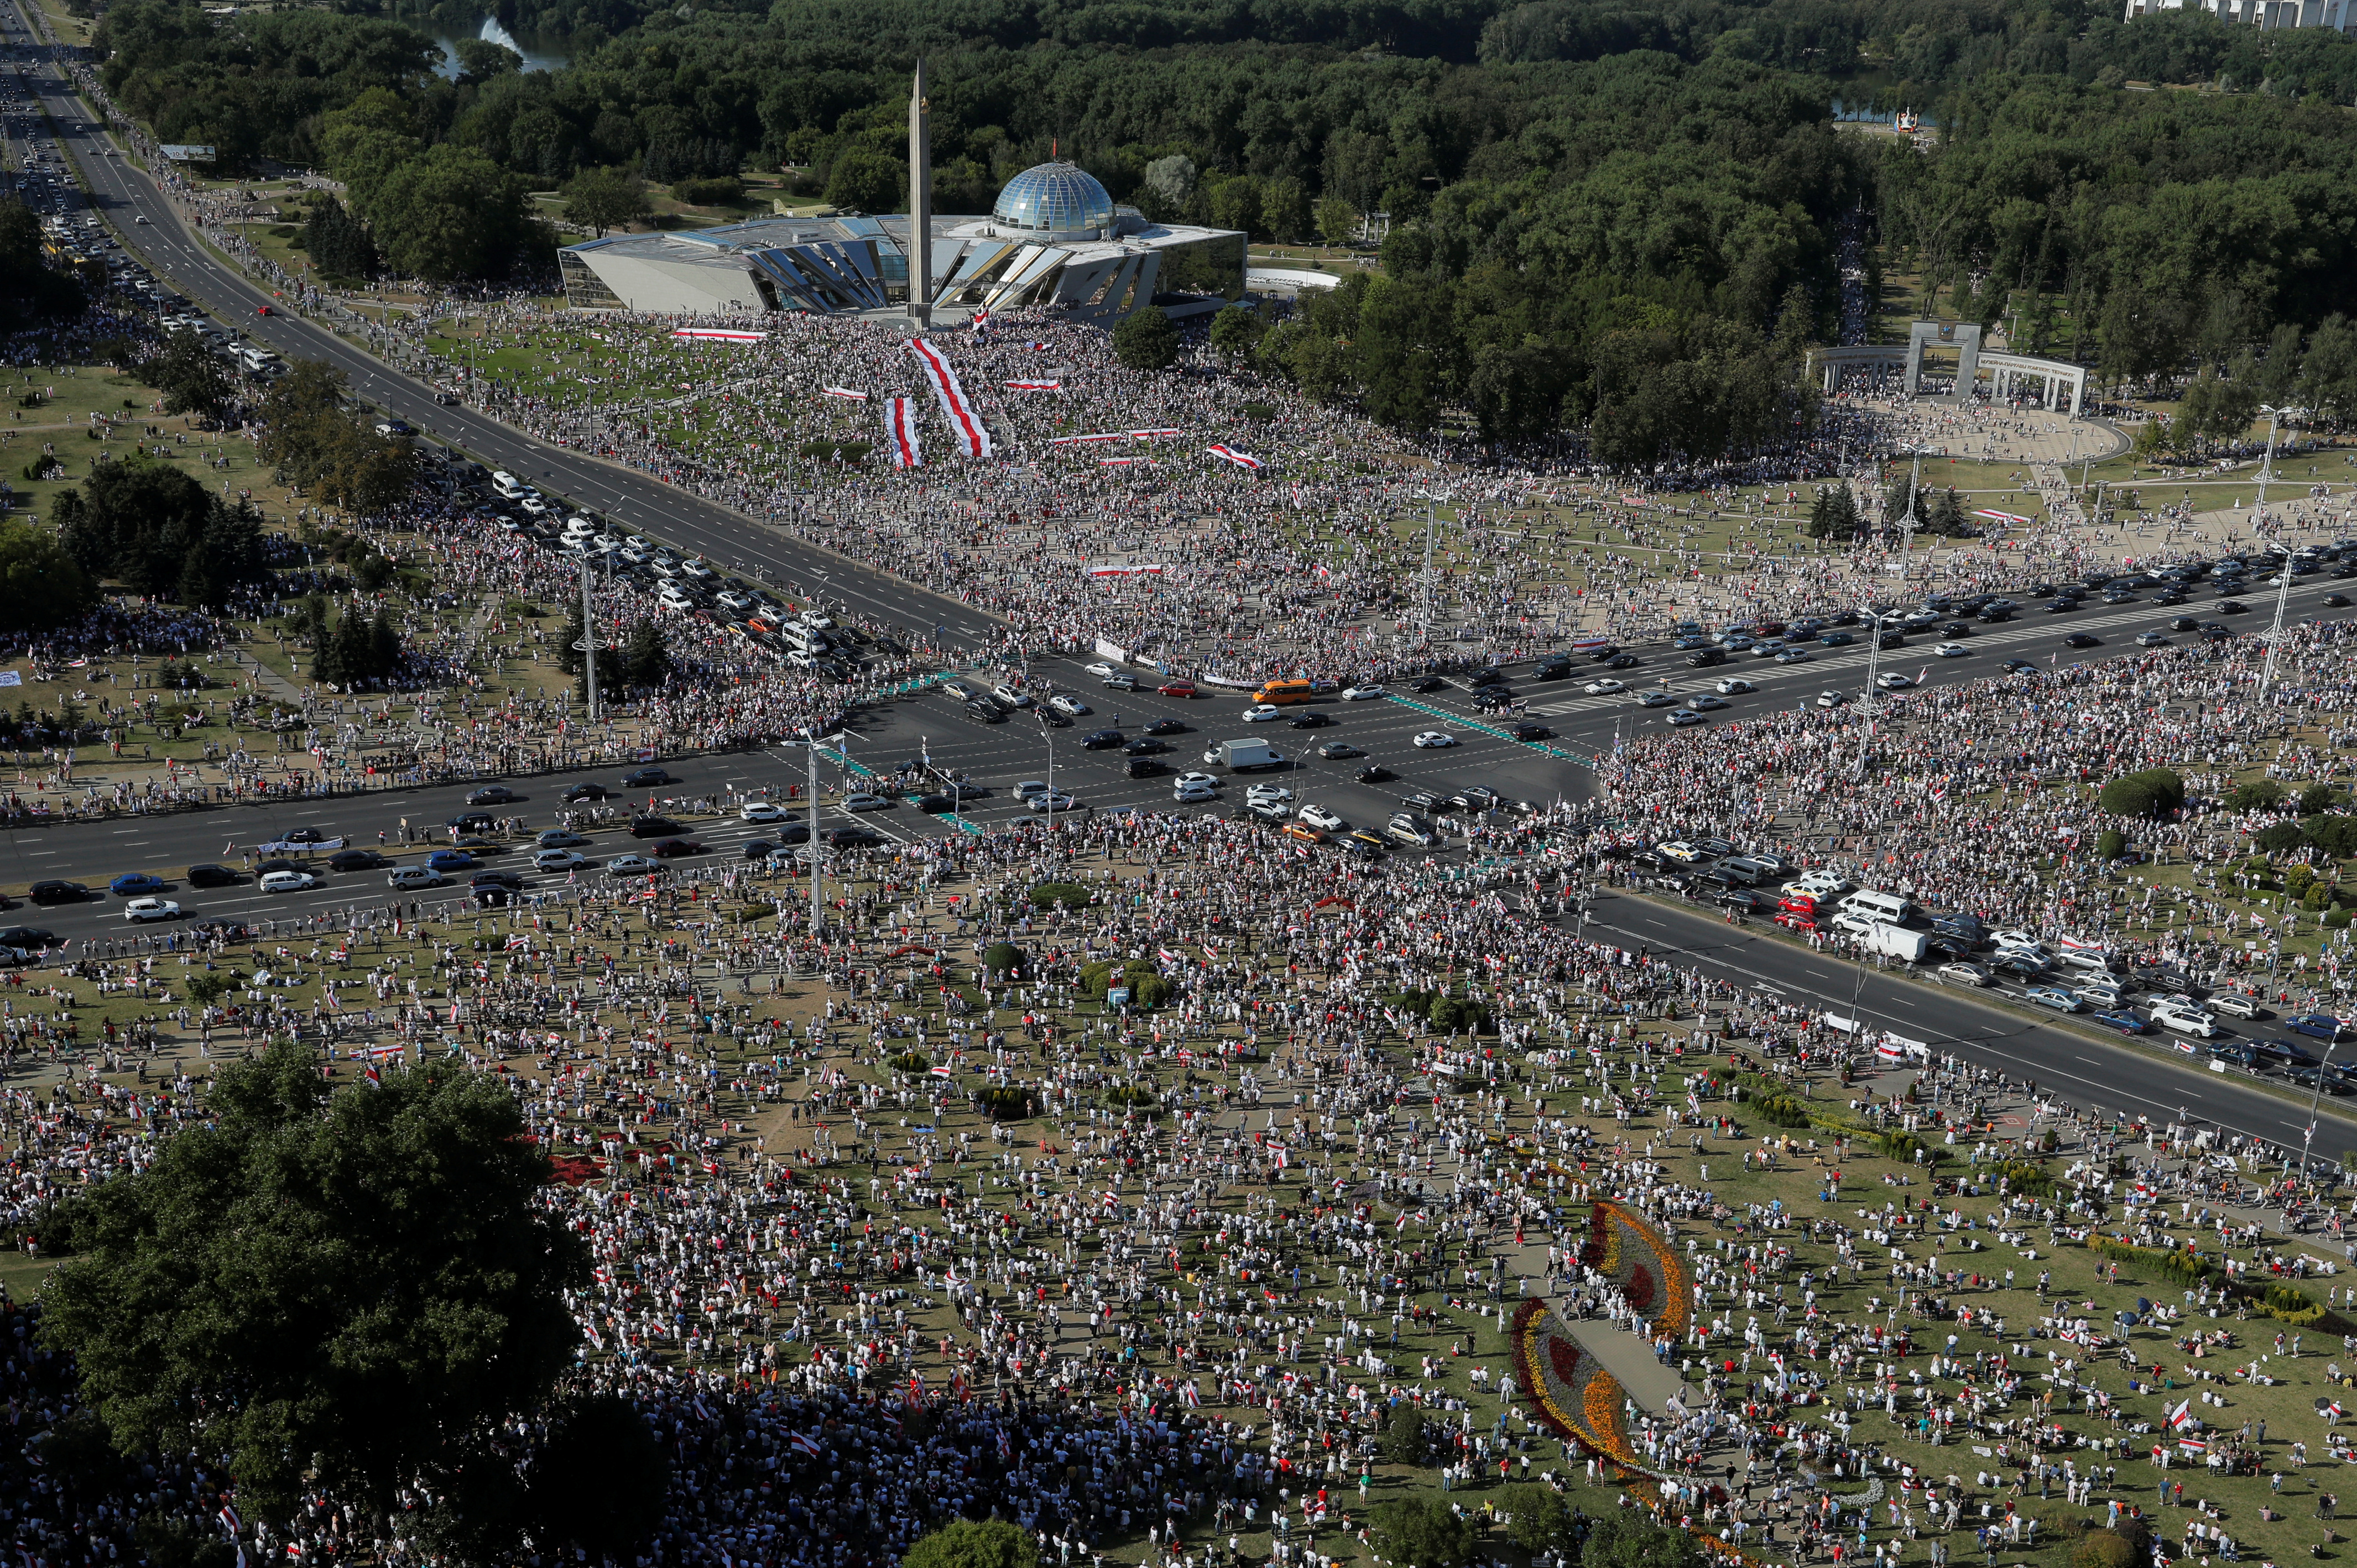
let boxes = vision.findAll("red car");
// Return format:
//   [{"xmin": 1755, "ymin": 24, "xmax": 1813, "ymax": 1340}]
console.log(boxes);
[
  {"xmin": 650, "ymin": 838, "xmax": 708, "ymax": 859},
  {"xmin": 1157, "ymin": 681, "xmax": 1197, "ymax": 698},
  {"xmin": 255, "ymin": 304, "xmax": 273, "ymax": 316}
]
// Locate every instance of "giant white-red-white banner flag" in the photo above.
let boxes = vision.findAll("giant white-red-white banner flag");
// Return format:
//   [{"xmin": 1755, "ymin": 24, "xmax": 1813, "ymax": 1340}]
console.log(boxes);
[
  {"xmin": 909, "ymin": 338, "xmax": 992, "ymax": 458},
  {"xmin": 1207, "ymin": 444, "xmax": 1264, "ymax": 470},
  {"xmin": 671, "ymin": 327, "xmax": 767, "ymax": 342},
  {"xmin": 883, "ymin": 397, "xmax": 922, "ymax": 469},
  {"xmin": 821, "ymin": 385, "xmax": 869, "ymax": 401}
]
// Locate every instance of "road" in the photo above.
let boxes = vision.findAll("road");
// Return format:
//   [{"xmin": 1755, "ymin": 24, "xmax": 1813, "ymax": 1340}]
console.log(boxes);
[
  {"xmin": 0, "ymin": 4, "xmax": 999, "ymax": 651},
  {"xmin": 1577, "ymin": 890, "xmax": 2357, "ymax": 1164}
]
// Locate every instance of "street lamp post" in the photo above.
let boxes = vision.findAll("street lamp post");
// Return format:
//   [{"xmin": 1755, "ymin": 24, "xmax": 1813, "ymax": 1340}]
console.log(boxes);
[
  {"xmin": 2255, "ymin": 406, "xmax": 2292, "ymax": 704},
  {"xmin": 1856, "ymin": 601, "xmax": 1888, "ymax": 780}
]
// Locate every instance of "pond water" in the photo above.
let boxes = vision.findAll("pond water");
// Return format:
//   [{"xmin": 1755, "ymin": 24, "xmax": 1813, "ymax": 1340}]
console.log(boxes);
[{"xmin": 432, "ymin": 14, "xmax": 571, "ymax": 79}]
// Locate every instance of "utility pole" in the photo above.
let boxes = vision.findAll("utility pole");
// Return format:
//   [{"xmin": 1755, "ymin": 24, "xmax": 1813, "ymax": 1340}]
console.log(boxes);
[
  {"xmin": 2256, "ymin": 406, "xmax": 2292, "ymax": 704},
  {"xmin": 1856, "ymin": 600, "xmax": 1887, "ymax": 780},
  {"xmin": 1421, "ymin": 496, "xmax": 1437, "ymax": 647},
  {"xmin": 802, "ymin": 730, "xmax": 839, "ymax": 937},
  {"xmin": 572, "ymin": 557, "xmax": 608, "ymax": 725}
]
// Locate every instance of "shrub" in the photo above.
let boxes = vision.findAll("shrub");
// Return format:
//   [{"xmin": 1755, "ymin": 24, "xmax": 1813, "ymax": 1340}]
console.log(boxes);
[
  {"xmin": 1368, "ymin": 1498, "xmax": 1476, "ymax": 1568},
  {"xmin": 2228, "ymin": 778, "xmax": 2290, "ymax": 812},
  {"xmin": 2329, "ymin": 907, "xmax": 2354, "ymax": 930},
  {"xmin": 887, "ymin": 1050, "xmax": 932, "ymax": 1076},
  {"xmin": 672, "ymin": 175, "xmax": 744, "ymax": 206},
  {"xmin": 2307, "ymin": 881, "xmax": 2337, "ymax": 911},
  {"xmin": 181, "ymin": 971, "xmax": 233, "ymax": 1007},
  {"xmin": 981, "ymin": 943, "xmax": 1025, "ymax": 980},
  {"xmin": 2097, "ymin": 767, "xmax": 2184, "ymax": 818},
  {"xmin": 1028, "ymin": 882, "xmax": 1090, "ymax": 910},
  {"xmin": 1990, "ymin": 1158, "xmax": 2057, "ymax": 1197},
  {"xmin": 2308, "ymin": 815, "xmax": 2357, "ymax": 859},
  {"xmin": 2096, "ymin": 829, "xmax": 2126, "ymax": 861},
  {"xmin": 1380, "ymin": 1403, "xmax": 1430, "ymax": 1465},
  {"xmin": 2073, "ymin": 1531, "xmax": 2139, "ymax": 1568},
  {"xmin": 973, "ymin": 1086, "xmax": 1036, "ymax": 1121},
  {"xmin": 2300, "ymin": 783, "xmax": 2340, "ymax": 816},
  {"xmin": 2254, "ymin": 822, "xmax": 2305, "ymax": 855},
  {"xmin": 1104, "ymin": 1084, "xmax": 1161, "ymax": 1115}
]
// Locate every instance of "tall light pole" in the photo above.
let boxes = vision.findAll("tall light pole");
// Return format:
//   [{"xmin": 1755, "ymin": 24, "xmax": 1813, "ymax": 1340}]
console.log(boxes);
[
  {"xmin": 1421, "ymin": 495, "xmax": 1438, "ymax": 649},
  {"xmin": 1892, "ymin": 443, "xmax": 1929, "ymax": 582},
  {"xmin": 1855, "ymin": 602, "xmax": 1887, "ymax": 780},
  {"xmin": 572, "ymin": 557, "xmax": 612, "ymax": 725},
  {"xmin": 2255, "ymin": 406, "xmax": 2293, "ymax": 705}
]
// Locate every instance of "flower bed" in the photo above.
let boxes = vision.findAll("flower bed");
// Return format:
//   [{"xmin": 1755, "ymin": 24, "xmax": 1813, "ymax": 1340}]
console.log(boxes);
[
  {"xmin": 1508, "ymin": 1298, "xmax": 1641, "ymax": 1466},
  {"xmin": 1579, "ymin": 1198, "xmax": 1693, "ymax": 1340}
]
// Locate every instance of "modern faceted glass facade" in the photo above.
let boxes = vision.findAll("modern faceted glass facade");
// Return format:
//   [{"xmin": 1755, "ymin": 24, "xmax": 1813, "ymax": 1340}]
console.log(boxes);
[{"xmin": 992, "ymin": 163, "xmax": 1116, "ymax": 239}]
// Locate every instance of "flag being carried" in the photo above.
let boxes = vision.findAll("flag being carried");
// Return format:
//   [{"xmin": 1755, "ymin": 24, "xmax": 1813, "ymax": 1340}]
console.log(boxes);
[
  {"xmin": 909, "ymin": 338, "xmax": 992, "ymax": 458},
  {"xmin": 821, "ymin": 386, "xmax": 869, "ymax": 401},
  {"xmin": 1207, "ymin": 444, "xmax": 1264, "ymax": 470},
  {"xmin": 1004, "ymin": 380, "xmax": 1062, "ymax": 391},
  {"xmin": 883, "ymin": 397, "xmax": 922, "ymax": 469},
  {"xmin": 671, "ymin": 327, "xmax": 767, "ymax": 342}
]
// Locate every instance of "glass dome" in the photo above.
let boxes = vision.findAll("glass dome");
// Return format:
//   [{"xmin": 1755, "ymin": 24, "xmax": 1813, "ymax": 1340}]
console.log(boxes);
[{"xmin": 993, "ymin": 163, "xmax": 1116, "ymax": 238}]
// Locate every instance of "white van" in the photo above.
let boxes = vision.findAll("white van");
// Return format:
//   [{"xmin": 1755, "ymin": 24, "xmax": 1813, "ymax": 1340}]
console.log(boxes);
[
  {"xmin": 1838, "ymin": 889, "xmax": 1912, "ymax": 927},
  {"xmin": 490, "ymin": 470, "xmax": 524, "ymax": 499}
]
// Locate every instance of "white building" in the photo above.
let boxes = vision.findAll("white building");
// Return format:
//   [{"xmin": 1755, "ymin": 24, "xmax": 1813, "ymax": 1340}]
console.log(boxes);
[
  {"xmin": 558, "ymin": 162, "xmax": 1246, "ymax": 324},
  {"xmin": 2121, "ymin": 0, "xmax": 2355, "ymax": 30}
]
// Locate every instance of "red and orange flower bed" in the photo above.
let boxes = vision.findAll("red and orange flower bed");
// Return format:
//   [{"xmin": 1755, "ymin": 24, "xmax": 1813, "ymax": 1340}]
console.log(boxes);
[
  {"xmin": 1509, "ymin": 1298, "xmax": 1642, "ymax": 1467},
  {"xmin": 1579, "ymin": 1199, "xmax": 1692, "ymax": 1339}
]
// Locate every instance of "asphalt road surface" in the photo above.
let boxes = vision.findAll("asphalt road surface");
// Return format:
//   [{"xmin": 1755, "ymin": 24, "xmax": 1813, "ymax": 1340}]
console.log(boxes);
[{"xmin": 1578, "ymin": 891, "xmax": 2357, "ymax": 1164}]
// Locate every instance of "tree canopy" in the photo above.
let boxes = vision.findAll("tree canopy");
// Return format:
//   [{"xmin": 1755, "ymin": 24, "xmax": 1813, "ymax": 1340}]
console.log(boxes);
[
  {"xmin": 36, "ymin": 1041, "xmax": 660, "ymax": 1561},
  {"xmin": 52, "ymin": 457, "xmax": 269, "ymax": 609}
]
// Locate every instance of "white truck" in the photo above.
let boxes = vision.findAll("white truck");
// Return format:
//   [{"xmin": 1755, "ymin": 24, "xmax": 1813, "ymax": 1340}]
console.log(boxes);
[
  {"xmin": 1863, "ymin": 923, "xmax": 1931, "ymax": 963},
  {"xmin": 1205, "ymin": 738, "xmax": 1285, "ymax": 772}
]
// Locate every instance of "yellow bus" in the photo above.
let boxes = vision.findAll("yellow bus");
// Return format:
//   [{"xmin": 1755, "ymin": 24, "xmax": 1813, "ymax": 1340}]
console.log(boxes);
[{"xmin": 1251, "ymin": 679, "xmax": 1318, "ymax": 705}]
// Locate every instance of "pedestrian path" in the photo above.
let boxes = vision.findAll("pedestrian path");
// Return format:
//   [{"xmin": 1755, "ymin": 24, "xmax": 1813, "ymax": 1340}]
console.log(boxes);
[{"xmin": 1380, "ymin": 693, "xmax": 1598, "ymax": 767}]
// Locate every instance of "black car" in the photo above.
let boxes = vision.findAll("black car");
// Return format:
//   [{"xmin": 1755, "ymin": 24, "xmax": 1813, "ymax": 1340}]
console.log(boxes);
[
  {"xmin": 0, "ymin": 926, "xmax": 58, "ymax": 950},
  {"xmin": 1585, "ymin": 645, "xmax": 1621, "ymax": 661},
  {"xmin": 916, "ymin": 792, "xmax": 976, "ymax": 812},
  {"xmin": 1604, "ymin": 654, "xmax": 1638, "ymax": 670},
  {"xmin": 2218, "ymin": 599, "xmax": 2248, "ymax": 613},
  {"xmin": 1511, "ymin": 722, "xmax": 1551, "ymax": 741},
  {"xmin": 1409, "ymin": 677, "xmax": 1447, "ymax": 693},
  {"xmin": 651, "ymin": 838, "xmax": 708, "ymax": 859},
  {"xmin": 2063, "ymin": 633, "xmax": 2101, "ymax": 649},
  {"xmin": 1081, "ymin": 728, "xmax": 1125, "ymax": 749},
  {"xmin": 561, "ymin": 783, "xmax": 609, "ymax": 803},
  {"xmin": 28, "ymin": 880, "xmax": 88, "ymax": 905},
  {"xmin": 821, "ymin": 825, "xmax": 882, "ymax": 848},
  {"xmin": 1400, "ymin": 790, "xmax": 1445, "ymax": 813},
  {"xmin": 2170, "ymin": 615, "xmax": 2202, "ymax": 631},
  {"xmin": 282, "ymin": 828, "xmax": 328, "ymax": 845},
  {"xmin": 774, "ymin": 823, "xmax": 812, "ymax": 845},
  {"xmin": 1876, "ymin": 632, "xmax": 1905, "ymax": 649},
  {"xmin": 1718, "ymin": 888, "xmax": 1773, "ymax": 913},
  {"xmin": 2327, "ymin": 593, "xmax": 2353, "ymax": 608},
  {"xmin": 1354, "ymin": 764, "xmax": 1394, "ymax": 783},
  {"xmin": 965, "ymin": 698, "xmax": 1007, "ymax": 723},
  {"xmin": 1533, "ymin": 659, "xmax": 1571, "ymax": 681},
  {"xmin": 629, "ymin": 815, "xmax": 684, "ymax": 838},
  {"xmin": 1990, "ymin": 953, "xmax": 2046, "ymax": 979},
  {"xmin": 1144, "ymin": 718, "xmax": 1188, "ymax": 735},
  {"xmin": 470, "ymin": 870, "xmax": 525, "ymax": 892},
  {"xmin": 447, "ymin": 811, "xmax": 497, "ymax": 834},
  {"xmin": 1287, "ymin": 711, "xmax": 1332, "ymax": 728},
  {"xmin": 1124, "ymin": 757, "xmax": 1164, "ymax": 780},
  {"xmin": 328, "ymin": 849, "xmax": 389, "ymax": 872},
  {"xmin": 255, "ymin": 858, "xmax": 306, "ymax": 877},
  {"xmin": 1686, "ymin": 648, "xmax": 1727, "ymax": 667},
  {"xmin": 185, "ymin": 863, "xmax": 243, "ymax": 887},
  {"xmin": 1974, "ymin": 605, "xmax": 2014, "ymax": 623},
  {"xmin": 1123, "ymin": 738, "xmax": 1168, "ymax": 756},
  {"xmin": 1318, "ymin": 740, "xmax": 1363, "ymax": 758},
  {"xmin": 466, "ymin": 785, "xmax": 518, "ymax": 805},
  {"xmin": 742, "ymin": 838, "xmax": 779, "ymax": 860},
  {"xmin": 620, "ymin": 766, "xmax": 674, "ymax": 787}
]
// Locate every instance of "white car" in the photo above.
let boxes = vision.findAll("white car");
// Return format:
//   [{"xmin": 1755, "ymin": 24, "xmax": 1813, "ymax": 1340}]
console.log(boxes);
[
  {"xmin": 677, "ymin": 558, "xmax": 714, "ymax": 580},
  {"xmin": 841, "ymin": 792, "xmax": 893, "ymax": 812},
  {"xmin": 123, "ymin": 897, "xmax": 180, "ymax": 922},
  {"xmin": 1875, "ymin": 672, "xmax": 1913, "ymax": 689},
  {"xmin": 2151, "ymin": 1006, "xmax": 2215, "ymax": 1038},
  {"xmin": 800, "ymin": 610, "xmax": 835, "ymax": 628},
  {"xmin": 1174, "ymin": 783, "xmax": 1218, "ymax": 803},
  {"xmin": 1933, "ymin": 642, "xmax": 1970, "ymax": 657},
  {"xmin": 1988, "ymin": 928, "xmax": 2041, "ymax": 952},
  {"xmin": 1245, "ymin": 783, "xmax": 1294, "ymax": 805},
  {"xmin": 741, "ymin": 801, "xmax": 788, "ymax": 823},
  {"xmin": 1829, "ymin": 910, "xmax": 1883, "ymax": 939},
  {"xmin": 1083, "ymin": 661, "xmax": 1117, "ymax": 679},
  {"xmin": 1583, "ymin": 678, "xmax": 1625, "ymax": 695},
  {"xmin": 716, "ymin": 590, "xmax": 753, "ymax": 612},
  {"xmin": 623, "ymin": 534, "xmax": 650, "ymax": 550},
  {"xmin": 1936, "ymin": 961, "xmax": 1991, "ymax": 987},
  {"xmin": 1816, "ymin": 689, "xmax": 1848, "ymax": 707},
  {"xmin": 1665, "ymin": 708, "xmax": 1704, "ymax": 726},
  {"xmin": 1174, "ymin": 772, "xmax": 1219, "ymax": 791},
  {"xmin": 1714, "ymin": 677, "xmax": 1756, "ymax": 694},
  {"xmin": 532, "ymin": 849, "xmax": 588, "ymax": 872},
  {"xmin": 992, "ymin": 684, "xmax": 1033, "ymax": 709},
  {"xmin": 1039, "ymin": 793, "xmax": 1084, "ymax": 812},
  {"xmin": 259, "ymin": 870, "xmax": 319, "ymax": 893},
  {"xmin": 1412, "ymin": 730, "xmax": 1457, "ymax": 748},
  {"xmin": 1242, "ymin": 704, "xmax": 1284, "ymax": 722},
  {"xmin": 2209, "ymin": 991, "xmax": 2262, "ymax": 1020},
  {"xmin": 1300, "ymin": 803, "xmax": 1346, "ymax": 830},
  {"xmin": 658, "ymin": 587, "xmax": 695, "ymax": 611},
  {"xmin": 1048, "ymin": 694, "xmax": 1089, "ymax": 716},
  {"xmin": 388, "ymin": 866, "xmax": 447, "ymax": 890},
  {"xmin": 1341, "ymin": 684, "xmax": 1386, "ymax": 701}
]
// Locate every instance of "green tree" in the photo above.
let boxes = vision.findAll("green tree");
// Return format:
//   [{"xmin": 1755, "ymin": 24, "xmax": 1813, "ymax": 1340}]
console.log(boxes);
[
  {"xmin": 1207, "ymin": 304, "xmax": 1264, "ymax": 364},
  {"xmin": 304, "ymin": 194, "xmax": 379, "ymax": 280},
  {"xmin": 1805, "ymin": 483, "xmax": 1858, "ymax": 541},
  {"xmin": 825, "ymin": 149, "xmax": 902, "ymax": 214},
  {"xmin": 37, "ymin": 1041, "xmax": 614, "ymax": 1542},
  {"xmin": 620, "ymin": 620, "xmax": 671, "ymax": 688},
  {"xmin": 1112, "ymin": 306, "xmax": 1181, "ymax": 371},
  {"xmin": 143, "ymin": 328, "xmax": 232, "ymax": 417},
  {"xmin": 901, "ymin": 1520, "xmax": 1039, "ymax": 1568},
  {"xmin": 1468, "ymin": 344, "xmax": 1566, "ymax": 445},
  {"xmin": 53, "ymin": 456, "xmax": 267, "ymax": 607},
  {"xmin": 1496, "ymin": 1483, "xmax": 1577, "ymax": 1558},
  {"xmin": 2097, "ymin": 767, "xmax": 2186, "ymax": 818},
  {"xmin": 1207, "ymin": 173, "xmax": 1262, "ymax": 238},
  {"xmin": 1368, "ymin": 1499, "xmax": 1474, "ymax": 1568},
  {"xmin": 1315, "ymin": 196, "xmax": 1359, "ymax": 247},
  {"xmin": 1583, "ymin": 1507, "xmax": 1703, "ymax": 1568},
  {"xmin": 1379, "ymin": 1401, "xmax": 1428, "ymax": 1464},
  {"xmin": 449, "ymin": 35, "xmax": 520, "ymax": 82},
  {"xmin": 0, "ymin": 518, "xmax": 98, "ymax": 632},
  {"xmin": 367, "ymin": 145, "xmax": 531, "ymax": 281},
  {"xmin": 2302, "ymin": 314, "xmax": 2357, "ymax": 423},
  {"xmin": 563, "ymin": 164, "xmax": 650, "ymax": 237},
  {"xmin": 0, "ymin": 196, "xmax": 82, "ymax": 327}
]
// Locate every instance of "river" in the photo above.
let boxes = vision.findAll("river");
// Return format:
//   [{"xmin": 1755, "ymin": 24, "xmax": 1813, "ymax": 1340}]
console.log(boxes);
[{"xmin": 431, "ymin": 14, "xmax": 571, "ymax": 79}]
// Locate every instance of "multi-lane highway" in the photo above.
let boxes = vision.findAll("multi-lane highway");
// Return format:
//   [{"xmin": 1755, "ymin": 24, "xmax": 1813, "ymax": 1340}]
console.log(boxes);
[{"xmin": 1578, "ymin": 891, "xmax": 2357, "ymax": 1164}]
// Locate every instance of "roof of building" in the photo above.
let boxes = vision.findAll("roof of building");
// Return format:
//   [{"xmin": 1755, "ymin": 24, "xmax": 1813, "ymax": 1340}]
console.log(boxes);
[{"xmin": 991, "ymin": 162, "xmax": 1115, "ymax": 240}]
